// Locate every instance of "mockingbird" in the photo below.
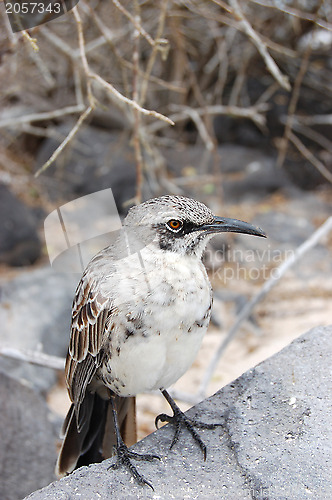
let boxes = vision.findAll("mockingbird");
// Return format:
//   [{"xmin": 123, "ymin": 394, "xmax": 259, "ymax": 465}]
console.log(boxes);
[{"xmin": 56, "ymin": 195, "xmax": 266, "ymax": 488}]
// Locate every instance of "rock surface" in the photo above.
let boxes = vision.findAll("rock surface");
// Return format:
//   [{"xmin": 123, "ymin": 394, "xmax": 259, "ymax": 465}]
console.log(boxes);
[
  {"xmin": 163, "ymin": 144, "xmax": 291, "ymax": 204},
  {"xmin": 0, "ymin": 266, "xmax": 77, "ymax": 392},
  {"xmin": 0, "ymin": 184, "xmax": 42, "ymax": 266},
  {"xmin": 0, "ymin": 371, "xmax": 58, "ymax": 500},
  {"xmin": 25, "ymin": 324, "xmax": 332, "ymax": 499},
  {"xmin": 35, "ymin": 126, "xmax": 137, "ymax": 213}
]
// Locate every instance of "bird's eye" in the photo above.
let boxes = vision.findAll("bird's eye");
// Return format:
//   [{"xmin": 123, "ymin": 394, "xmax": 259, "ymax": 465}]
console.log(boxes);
[{"xmin": 167, "ymin": 219, "xmax": 183, "ymax": 232}]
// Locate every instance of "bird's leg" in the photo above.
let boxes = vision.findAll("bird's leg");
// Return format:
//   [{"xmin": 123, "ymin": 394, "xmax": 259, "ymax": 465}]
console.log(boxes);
[
  {"xmin": 156, "ymin": 389, "xmax": 221, "ymax": 460},
  {"xmin": 108, "ymin": 395, "xmax": 160, "ymax": 489}
]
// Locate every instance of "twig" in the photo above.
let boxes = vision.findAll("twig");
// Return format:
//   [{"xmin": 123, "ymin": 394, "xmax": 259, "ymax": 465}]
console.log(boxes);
[
  {"xmin": 229, "ymin": 44, "xmax": 253, "ymax": 106},
  {"xmin": 254, "ymin": 81, "xmax": 279, "ymax": 107},
  {"xmin": 0, "ymin": 105, "xmax": 85, "ymax": 129},
  {"xmin": 197, "ymin": 215, "xmax": 332, "ymax": 399},
  {"xmin": 276, "ymin": 33, "xmax": 312, "ymax": 168},
  {"xmin": 23, "ymin": 33, "xmax": 55, "ymax": 88},
  {"xmin": 293, "ymin": 114, "xmax": 332, "ymax": 126},
  {"xmin": 170, "ymin": 102, "xmax": 269, "ymax": 127},
  {"xmin": 258, "ymin": 33, "xmax": 297, "ymax": 59},
  {"xmin": 140, "ymin": 0, "xmax": 170, "ymax": 105},
  {"xmin": 83, "ymin": 0, "xmax": 181, "ymax": 94},
  {"xmin": 132, "ymin": 1, "xmax": 144, "ymax": 203},
  {"xmin": 286, "ymin": 120, "xmax": 332, "ymax": 153},
  {"xmin": 2, "ymin": 4, "xmax": 17, "ymax": 45},
  {"xmin": 91, "ymin": 73, "xmax": 175, "ymax": 125},
  {"xmin": 229, "ymin": 0, "xmax": 290, "ymax": 90},
  {"xmin": 73, "ymin": 64, "xmax": 84, "ymax": 107},
  {"xmin": 183, "ymin": 107, "xmax": 215, "ymax": 151},
  {"xmin": 18, "ymin": 123, "xmax": 67, "ymax": 140},
  {"xmin": 185, "ymin": 2, "xmax": 296, "ymax": 61},
  {"xmin": 40, "ymin": 26, "xmax": 75, "ymax": 58},
  {"xmin": 206, "ymin": 36, "xmax": 229, "ymax": 102},
  {"xmin": 112, "ymin": 0, "xmax": 162, "ymax": 48},
  {"xmin": 21, "ymin": 31, "xmax": 39, "ymax": 51},
  {"xmin": 34, "ymin": 105, "xmax": 93, "ymax": 177},
  {"xmin": 250, "ymin": 0, "xmax": 332, "ymax": 32},
  {"xmin": 288, "ymin": 132, "xmax": 332, "ymax": 183},
  {"xmin": 210, "ymin": 0, "xmax": 233, "ymax": 13},
  {"xmin": 72, "ymin": 3, "xmax": 173, "ymax": 125},
  {"xmin": 0, "ymin": 346, "xmax": 65, "ymax": 371},
  {"xmin": 73, "ymin": 5, "xmax": 95, "ymax": 106}
]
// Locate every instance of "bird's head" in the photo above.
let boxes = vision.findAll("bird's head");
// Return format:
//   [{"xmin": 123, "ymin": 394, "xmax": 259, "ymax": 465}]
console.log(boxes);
[{"xmin": 123, "ymin": 195, "xmax": 266, "ymax": 258}]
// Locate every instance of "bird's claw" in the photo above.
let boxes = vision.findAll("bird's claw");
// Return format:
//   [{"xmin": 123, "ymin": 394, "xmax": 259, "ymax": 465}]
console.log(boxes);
[
  {"xmin": 155, "ymin": 406, "xmax": 221, "ymax": 461},
  {"xmin": 108, "ymin": 442, "xmax": 160, "ymax": 490},
  {"xmin": 155, "ymin": 412, "xmax": 172, "ymax": 429}
]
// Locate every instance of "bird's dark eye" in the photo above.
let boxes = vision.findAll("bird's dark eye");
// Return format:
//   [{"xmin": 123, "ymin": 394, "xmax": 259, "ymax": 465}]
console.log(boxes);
[{"xmin": 167, "ymin": 219, "xmax": 183, "ymax": 232}]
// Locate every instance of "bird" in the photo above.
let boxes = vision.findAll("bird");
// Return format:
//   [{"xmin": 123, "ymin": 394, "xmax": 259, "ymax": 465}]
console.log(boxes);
[{"xmin": 56, "ymin": 195, "xmax": 266, "ymax": 488}]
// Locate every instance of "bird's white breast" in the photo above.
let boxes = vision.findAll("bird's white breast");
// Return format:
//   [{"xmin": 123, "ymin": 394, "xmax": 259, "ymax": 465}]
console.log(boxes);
[{"xmin": 99, "ymin": 246, "xmax": 212, "ymax": 396}]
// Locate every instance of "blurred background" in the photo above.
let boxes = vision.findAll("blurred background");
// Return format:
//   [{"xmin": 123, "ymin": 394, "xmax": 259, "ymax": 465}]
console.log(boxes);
[{"xmin": 0, "ymin": 1, "xmax": 332, "ymax": 498}]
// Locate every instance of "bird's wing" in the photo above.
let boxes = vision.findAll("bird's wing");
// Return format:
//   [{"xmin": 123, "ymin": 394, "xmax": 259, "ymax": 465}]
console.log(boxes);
[{"xmin": 65, "ymin": 269, "xmax": 111, "ymax": 430}]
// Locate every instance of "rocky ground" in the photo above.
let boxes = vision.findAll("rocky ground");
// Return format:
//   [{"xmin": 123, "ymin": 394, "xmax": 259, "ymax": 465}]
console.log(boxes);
[{"xmin": 25, "ymin": 325, "xmax": 332, "ymax": 499}]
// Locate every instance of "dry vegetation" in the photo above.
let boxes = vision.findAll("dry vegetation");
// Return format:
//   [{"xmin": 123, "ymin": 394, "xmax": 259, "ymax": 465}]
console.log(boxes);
[{"xmin": 0, "ymin": 0, "xmax": 331, "ymax": 202}]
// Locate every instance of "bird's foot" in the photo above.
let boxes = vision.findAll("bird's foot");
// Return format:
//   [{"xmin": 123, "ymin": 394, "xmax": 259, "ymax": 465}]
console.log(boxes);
[
  {"xmin": 156, "ymin": 392, "xmax": 222, "ymax": 460},
  {"xmin": 108, "ymin": 442, "xmax": 160, "ymax": 490}
]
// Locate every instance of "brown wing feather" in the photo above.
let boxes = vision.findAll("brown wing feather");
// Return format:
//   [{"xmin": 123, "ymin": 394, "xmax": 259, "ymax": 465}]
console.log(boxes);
[
  {"xmin": 57, "ymin": 259, "xmax": 137, "ymax": 477},
  {"xmin": 65, "ymin": 274, "xmax": 111, "ymax": 417}
]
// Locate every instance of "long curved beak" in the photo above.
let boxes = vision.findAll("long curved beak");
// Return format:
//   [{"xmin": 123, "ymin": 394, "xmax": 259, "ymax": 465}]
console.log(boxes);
[{"xmin": 201, "ymin": 216, "xmax": 266, "ymax": 238}]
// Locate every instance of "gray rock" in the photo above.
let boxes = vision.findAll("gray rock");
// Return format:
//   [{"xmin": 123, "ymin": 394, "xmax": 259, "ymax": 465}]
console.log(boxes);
[
  {"xmin": 0, "ymin": 184, "xmax": 42, "ymax": 266},
  {"xmin": 35, "ymin": 126, "xmax": 137, "ymax": 213},
  {"xmin": 221, "ymin": 325, "xmax": 332, "ymax": 499},
  {"xmin": 253, "ymin": 211, "xmax": 316, "ymax": 246},
  {"xmin": 25, "ymin": 324, "xmax": 332, "ymax": 499},
  {"xmin": 222, "ymin": 158, "xmax": 290, "ymax": 203},
  {"xmin": 249, "ymin": 207, "xmax": 332, "ymax": 278},
  {"xmin": 163, "ymin": 144, "xmax": 291, "ymax": 203},
  {"xmin": 0, "ymin": 266, "xmax": 77, "ymax": 392},
  {"xmin": 0, "ymin": 371, "xmax": 58, "ymax": 500}
]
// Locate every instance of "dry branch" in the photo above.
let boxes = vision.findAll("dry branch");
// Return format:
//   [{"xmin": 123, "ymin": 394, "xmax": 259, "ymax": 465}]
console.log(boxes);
[
  {"xmin": 287, "ymin": 120, "xmax": 332, "ymax": 154},
  {"xmin": 147, "ymin": 103, "xmax": 269, "ymax": 136},
  {"xmin": 73, "ymin": 5, "xmax": 174, "ymax": 125},
  {"xmin": 229, "ymin": 0, "xmax": 290, "ymax": 90},
  {"xmin": 0, "ymin": 105, "xmax": 86, "ymax": 129},
  {"xmin": 288, "ymin": 132, "xmax": 332, "ymax": 183},
  {"xmin": 91, "ymin": 73, "xmax": 175, "ymax": 125},
  {"xmin": 251, "ymin": 0, "xmax": 332, "ymax": 32},
  {"xmin": 34, "ymin": 105, "xmax": 93, "ymax": 177},
  {"xmin": 294, "ymin": 114, "xmax": 332, "ymax": 126},
  {"xmin": 0, "ymin": 346, "xmax": 65, "ymax": 371}
]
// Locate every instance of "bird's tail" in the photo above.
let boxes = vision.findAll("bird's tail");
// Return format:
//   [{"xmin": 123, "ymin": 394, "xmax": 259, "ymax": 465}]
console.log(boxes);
[{"xmin": 55, "ymin": 393, "xmax": 137, "ymax": 477}]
